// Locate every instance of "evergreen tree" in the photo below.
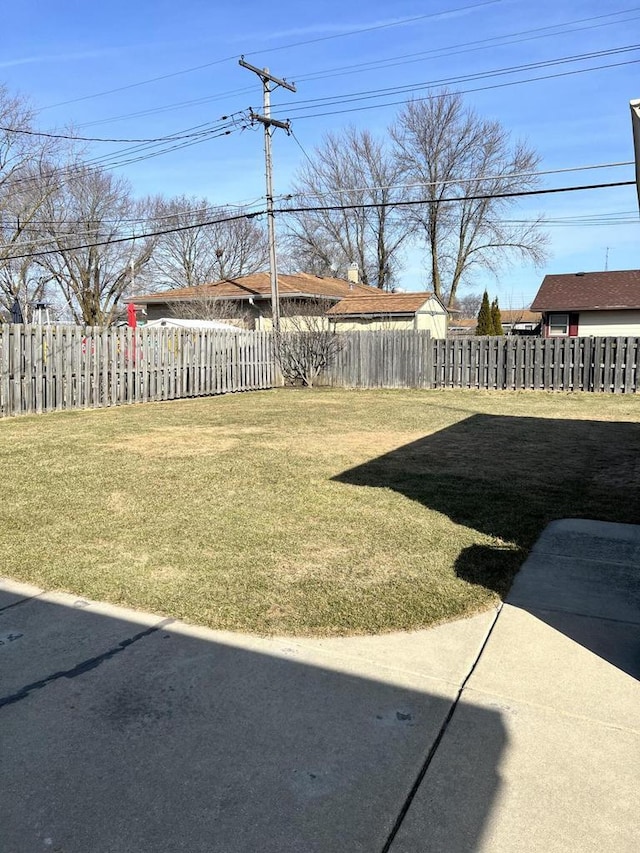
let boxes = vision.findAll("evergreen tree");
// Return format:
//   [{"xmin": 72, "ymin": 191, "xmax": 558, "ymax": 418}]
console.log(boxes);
[
  {"xmin": 476, "ymin": 291, "xmax": 493, "ymax": 335},
  {"xmin": 491, "ymin": 297, "xmax": 503, "ymax": 335}
]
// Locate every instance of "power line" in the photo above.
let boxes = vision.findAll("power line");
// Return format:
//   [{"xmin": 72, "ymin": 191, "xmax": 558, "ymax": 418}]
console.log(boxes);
[
  {"xmin": 289, "ymin": 131, "xmax": 316, "ymax": 169},
  {"xmin": 6, "ymin": 159, "xmax": 630, "ymax": 233},
  {"xmin": 75, "ymin": 87, "xmax": 256, "ymax": 130},
  {"xmin": 36, "ymin": 0, "xmax": 499, "ymax": 112},
  {"xmin": 292, "ymin": 8, "xmax": 640, "ymax": 84},
  {"xmin": 0, "ymin": 117, "xmax": 246, "ymax": 188},
  {"xmin": 1, "ymin": 209, "xmax": 265, "ymax": 259},
  {"xmin": 271, "ymin": 44, "xmax": 640, "ymax": 113},
  {"xmin": 70, "ymin": 7, "xmax": 640, "ymax": 131},
  {"xmin": 278, "ymin": 180, "xmax": 637, "ymax": 215},
  {"xmin": 282, "ymin": 160, "xmax": 636, "ymax": 201},
  {"xmin": 0, "ymin": 123, "xmax": 239, "ymax": 144},
  {"xmin": 280, "ymin": 57, "xmax": 640, "ymax": 122},
  {"xmin": 2, "ymin": 179, "xmax": 635, "ymax": 261}
]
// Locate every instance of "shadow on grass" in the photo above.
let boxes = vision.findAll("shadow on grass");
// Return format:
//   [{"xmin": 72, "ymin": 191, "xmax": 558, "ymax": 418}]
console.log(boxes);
[
  {"xmin": 334, "ymin": 414, "xmax": 640, "ymax": 597},
  {"xmin": 0, "ymin": 587, "xmax": 506, "ymax": 852},
  {"xmin": 334, "ymin": 414, "xmax": 640, "ymax": 677}
]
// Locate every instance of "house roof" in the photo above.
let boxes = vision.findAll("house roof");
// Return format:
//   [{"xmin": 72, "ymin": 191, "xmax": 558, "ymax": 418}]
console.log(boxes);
[
  {"xmin": 326, "ymin": 292, "xmax": 436, "ymax": 316},
  {"xmin": 531, "ymin": 270, "xmax": 640, "ymax": 311},
  {"xmin": 129, "ymin": 272, "xmax": 381, "ymax": 303},
  {"xmin": 500, "ymin": 310, "xmax": 541, "ymax": 324},
  {"xmin": 448, "ymin": 318, "xmax": 477, "ymax": 329},
  {"xmin": 444, "ymin": 310, "xmax": 541, "ymax": 329}
]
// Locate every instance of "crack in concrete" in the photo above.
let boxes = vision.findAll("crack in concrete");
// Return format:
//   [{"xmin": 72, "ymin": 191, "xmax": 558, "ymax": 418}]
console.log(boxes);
[
  {"xmin": 380, "ymin": 603, "xmax": 504, "ymax": 853},
  {"xmin": 0, "ymin": 593, "xmax": 42, "ymax": 614},
  {"xmin": 0, "ymin": 618, "xmax": 174, "ymax": 710}
]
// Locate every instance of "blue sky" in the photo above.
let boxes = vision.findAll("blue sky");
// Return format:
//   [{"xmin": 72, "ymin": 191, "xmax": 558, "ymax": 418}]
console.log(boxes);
[{"xmin": 2, "ymin": 0, "xmax": 639, "ymax": 306}]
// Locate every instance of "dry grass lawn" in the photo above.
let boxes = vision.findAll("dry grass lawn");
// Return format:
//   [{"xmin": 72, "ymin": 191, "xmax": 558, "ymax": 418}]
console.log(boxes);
[{"xmin": 2, "ymin": 388, "xmax": 639, "ymax": 635}]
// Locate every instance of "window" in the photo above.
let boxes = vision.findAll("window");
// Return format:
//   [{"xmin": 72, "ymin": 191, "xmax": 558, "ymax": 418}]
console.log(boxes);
[{"xmin": 548, "ymin": 313, "xmax": 569, "ymax": 336}]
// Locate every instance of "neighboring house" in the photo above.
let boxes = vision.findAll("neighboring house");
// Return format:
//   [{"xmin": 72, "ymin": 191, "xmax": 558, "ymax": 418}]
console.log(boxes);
[
  {"xmin": 127, "ymin": 271, "xmax": 381, "ymax": 330},
  {"xmin": 500, "ymin": 309, "xmax": 542, "ymax": 335},
  {"xmin": 447, "ymin": 310, "xmax": 541, "ymax": 337},
  {"xmin": 531, "ymin": 270, "xmax": 640, "ymax": 337},
  {"xmin": 326, "ymin": 293, "xmax": 448, "ymax": 338},
  {"xmin": 448, "ymin": 317, "xmax": 478, "ymax": 337}
]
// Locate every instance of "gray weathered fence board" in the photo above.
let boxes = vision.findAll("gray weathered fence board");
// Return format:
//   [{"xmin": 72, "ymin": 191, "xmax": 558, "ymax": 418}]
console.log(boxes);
[
  {"xmin": 0, "ymin": 325, "xmax": 278, "ymax": 417},
  {"xmin": 318, "ymin": 331, "xmax": 640, "ymax": 395},
  {"xmin": 3, "ymin": 326, "xmax": 639, "ymax": 418}
]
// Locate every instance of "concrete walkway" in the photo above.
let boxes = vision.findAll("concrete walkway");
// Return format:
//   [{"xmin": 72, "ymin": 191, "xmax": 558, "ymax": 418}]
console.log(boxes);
[
  {"xmin": 388, "ymin": 519, "xmax": 640, "ymax": 852},
  {"xmin": 1, "ymin": 519, "xmax": 638, "ymax": 852}
]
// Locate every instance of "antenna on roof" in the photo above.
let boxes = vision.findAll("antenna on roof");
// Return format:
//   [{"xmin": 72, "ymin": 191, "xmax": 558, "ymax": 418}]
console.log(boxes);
[{"xmin": 605, "ymin": 247, "xmax": 609, "ymax": 271}]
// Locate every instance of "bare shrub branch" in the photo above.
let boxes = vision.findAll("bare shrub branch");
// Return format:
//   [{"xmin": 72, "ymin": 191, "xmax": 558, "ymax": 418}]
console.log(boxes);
[{"xmin": 274, "ymin": 299, "xmax": 343, "ymax": 387}]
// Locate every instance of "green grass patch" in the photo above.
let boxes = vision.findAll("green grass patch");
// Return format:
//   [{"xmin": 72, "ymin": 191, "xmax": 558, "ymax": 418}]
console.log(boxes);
[{"xmin": 2, "ymin": 388, "xmax": 639, "ymax": 635}]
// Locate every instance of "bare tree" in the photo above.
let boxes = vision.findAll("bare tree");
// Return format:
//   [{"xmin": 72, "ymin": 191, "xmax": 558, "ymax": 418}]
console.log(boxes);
[
  {"xmin": 36, "ymin": 165, "xmax": 156, "ymax": 325},
  {"xmin": 0, "ymin": 87, "xmax": 66, "ymax": 318},
  {"xmin": 285, "ymin": 128, "xmax": 409, "ymax": 289},
  {"xmin": 391, "ymin": 90, "xmax": 549, "ymax": 307},
  {"xmin": 274, "ymin": 299, "xmax": 343, "ymax": 387},
  {"xmin": 152, "ymin": 196, "xmax": 268, "ymax": 289},
  {"xmin": 451, "ymin": 291, "xmax": 483, "ymax": 319}
]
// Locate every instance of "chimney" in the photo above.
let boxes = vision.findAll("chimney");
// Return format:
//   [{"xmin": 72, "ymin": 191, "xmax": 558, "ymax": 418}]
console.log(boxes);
[{"xmin": 347, "ymin": 263, "xmax": 359, "ymax": 288}]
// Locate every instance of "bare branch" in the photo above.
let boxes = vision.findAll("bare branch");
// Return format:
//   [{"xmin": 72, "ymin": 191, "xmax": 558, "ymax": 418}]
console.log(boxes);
[
  {"xmin": 391, "ymin": 89, "xmax": 550, "ymax": 307},
  {"xmin": 285, "ymin": 128, "xmax": 409, "ymax": 289},
  {"xmin": 274, "ymin": 299, "xmax": 343, "ymax": 387},
  {"xmin": 151, "ymin": 196, "xmax": 268, "ymax": 289}
]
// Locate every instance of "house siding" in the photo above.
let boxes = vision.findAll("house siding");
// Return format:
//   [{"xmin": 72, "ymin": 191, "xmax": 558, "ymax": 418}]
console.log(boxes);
[
  {"xmin": 332, "ymin": 316, "xmax": 416, "ymax": 332},
  {"xmin": 416, "ymin": 297, "xmax": 448, "ymax": 338},
  {"xmin": 577, "ymin": 309, "xmax": 640, "ymax": 336},
  {"xmin": 144, "ymin": 300, "xmax": 263, "ymax": 329},
  {"xmin": 332, "ymin": 297, "xmax": 447, "ymax": 337}
]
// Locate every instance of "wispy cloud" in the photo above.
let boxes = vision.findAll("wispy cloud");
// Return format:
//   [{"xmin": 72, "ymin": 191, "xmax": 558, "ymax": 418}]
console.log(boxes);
[
  {"xmin": 240, "ymin": 2, "xmax": 502, "ymax": 46},
  {"xmin": 0, "ymin": 48, "xmax": 122, "ymax": 70}
]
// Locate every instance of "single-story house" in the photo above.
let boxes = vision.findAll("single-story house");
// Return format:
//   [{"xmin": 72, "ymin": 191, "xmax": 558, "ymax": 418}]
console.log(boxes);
[
  {"xmin": 531, "ymin": 270, "xmax": 640, "ymax": 337},
  {"xmin": 500, "ymin": 310, "xmax": 542, "ymax": 335},
  {"xmin": 326, "ymin": 292, "xmax": 448, "ymax": 337},
  {"xmin": 447, "ymin": 310, "xmax": 541, "ymax": 337},
  {"xmin": 127, "ymin": 271, "xmax": 449, "ymax": 338},
  {"xmin": 447, "ymin": 317, "xmax": 477, "ymax": 337},
  {"xmin": 127, "ymin": 271, "xmax": 382, "ymax": 330}
]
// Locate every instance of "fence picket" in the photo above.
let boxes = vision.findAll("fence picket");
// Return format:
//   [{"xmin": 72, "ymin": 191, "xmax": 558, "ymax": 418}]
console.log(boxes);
[{"xmin": 2, "ymin": 326, "xmax": 639, "ymax": 419}]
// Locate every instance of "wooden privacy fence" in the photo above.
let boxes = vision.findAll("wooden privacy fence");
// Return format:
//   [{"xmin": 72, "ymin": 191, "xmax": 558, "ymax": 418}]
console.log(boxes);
[
  {"xmin": 431, "ymin": 335, "xmax": 639, "ymax": 392},
  {"xmin": 321, "ymin": 331, "xmax": 640, "ymax": 393},
  {"xmin": 0, "ymin": 324, "xmax": 276, "ymax": 417},
  {"xmin": 323, "ymin": 329, "xmax": 433, "ymax": 389},
  {"xmin": 3, "ymin": 326, "xmax": 639, "ymax": 417}
]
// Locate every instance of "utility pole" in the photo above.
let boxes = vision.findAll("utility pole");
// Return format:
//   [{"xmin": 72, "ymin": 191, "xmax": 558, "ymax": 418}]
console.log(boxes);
[{"xmin": 239, "ymin": 57, "xmax": 296, "ymax": 332}]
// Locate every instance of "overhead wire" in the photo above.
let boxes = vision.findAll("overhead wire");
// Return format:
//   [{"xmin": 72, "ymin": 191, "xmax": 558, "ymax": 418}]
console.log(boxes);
[
  {"xmin": 70, "ymin": 8, "xmax": 640, "ymax": 131},
  {"xmin": 279, "ymin": 160, "xmax": 636, "ymax": 202},
  {"xmin": 4, "ymin": 160, "xmax": 631, "ymax": 234},
  {"xmin": 292, "ymin": 8, "xmax": 640, "ymax": 84},
  {"xmin": 0, "ymin": 124, "xmax": 239, "ymax": 144},
  {"xmin": 0, "ymin": 114, "xmax": 248, "ymax": 189},
  {"xmin": 270, "ymin": 43, "xmax": 640, "ymax": 113},
  {"xmin": 1, "ymin": 179, "xmax": 635, "ymax": 261},
  {"xmin": 276, "ymin": 56, "xmax": 640, "ymax": 122},
  {"xmin": 36, "ymin": 0, "xmax": 500, "ymax": 112}
]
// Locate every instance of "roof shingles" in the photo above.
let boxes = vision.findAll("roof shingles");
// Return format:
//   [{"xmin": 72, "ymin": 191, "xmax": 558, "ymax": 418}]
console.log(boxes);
[
  {"xmin": 131, "ymin": 273, "xmax": 381, "ymax": 303},
  {"xmin": 326, "ymin": 292, "xmax": 435, "ymax": 316},
  {"xmin": 531, "ymin": 271, "xmax": 640, "ymax": 312}
]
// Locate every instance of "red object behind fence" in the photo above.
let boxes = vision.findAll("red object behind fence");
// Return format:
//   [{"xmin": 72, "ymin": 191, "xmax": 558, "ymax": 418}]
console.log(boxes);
[{"xmin": 127, "ymin": 303, "xmax": 137, "ymax": 328}]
